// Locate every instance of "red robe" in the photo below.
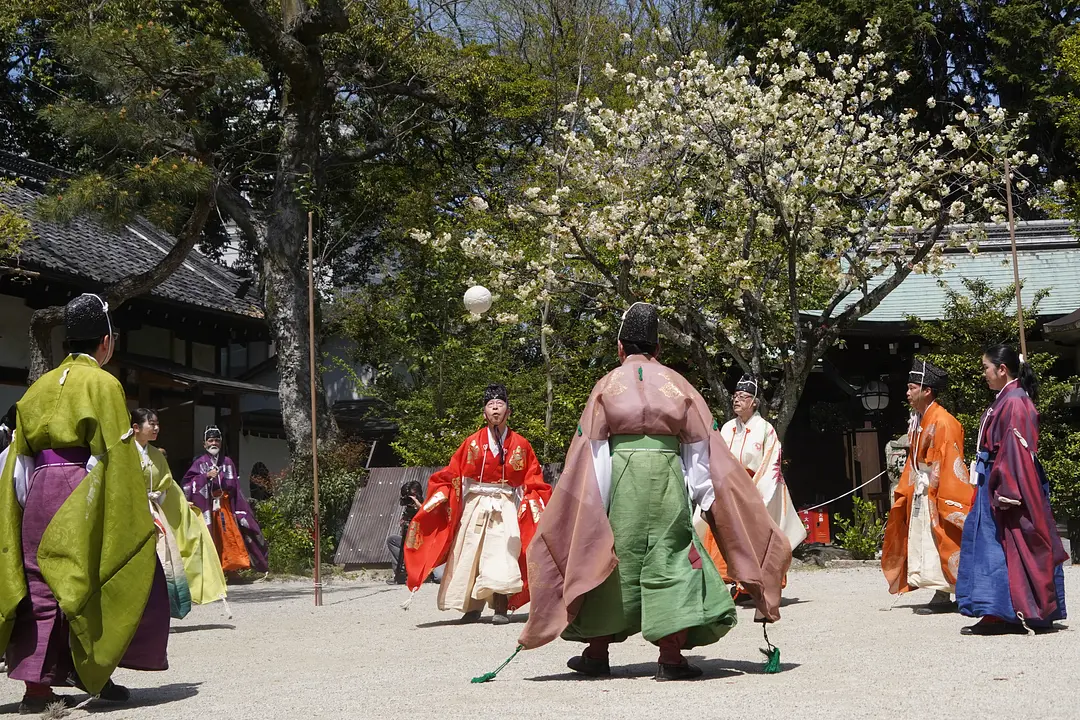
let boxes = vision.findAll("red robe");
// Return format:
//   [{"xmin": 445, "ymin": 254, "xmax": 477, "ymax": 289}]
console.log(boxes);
[{"xmin": 404, "ymin": 427, "xmax": 551, "ymax": 610}]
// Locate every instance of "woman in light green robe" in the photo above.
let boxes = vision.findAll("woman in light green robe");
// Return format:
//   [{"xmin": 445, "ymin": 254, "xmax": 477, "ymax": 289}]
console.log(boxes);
[{"xmin": 132, "ymin": 409, "xmax": 227, "ymax": 610}]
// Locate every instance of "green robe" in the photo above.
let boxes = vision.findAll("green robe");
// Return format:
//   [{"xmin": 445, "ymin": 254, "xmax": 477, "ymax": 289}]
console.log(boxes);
[
  {"xmin": 143, "ymin": 443, "xmax": 227, "ymax": 606},
  {"xmin": 0, "ymin": 354, "xmax": 157, "ymax": 693}
]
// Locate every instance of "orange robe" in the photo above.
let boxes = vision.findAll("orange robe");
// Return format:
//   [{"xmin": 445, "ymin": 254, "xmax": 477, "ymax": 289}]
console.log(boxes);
[
  {"xmin": 404, "ymin": 427, "xmax": 551, "ymax": 611},
  {"xmin": 881, "ymin": 402, "xmax": 972, "ymax": 594}
]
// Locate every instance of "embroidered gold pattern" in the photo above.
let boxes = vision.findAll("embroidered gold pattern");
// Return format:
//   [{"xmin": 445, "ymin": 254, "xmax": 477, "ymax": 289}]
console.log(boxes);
[
  {"xmin": 605, "ymin": 369, "xmax": 628, "ymax": 397},
  {"xmin": 509, "ymin": 445, "xmax": 526, "ymax": 472},
  {"xmin": 423, "ymin": 491, "xmax": 447, "ymax": 513},
  {"xmin": 466, "ymin": 439, "xmax": 481, "ymax": 466},
  {"xmin": 658, "ymin": 372, "xmax": 684, "ymax": 398},
  {"xmin": 529, "ymin": 499, "xmax": 541, "ymax": 524},
  {"xmin": 405, "ymin": 521, "xmax": 423, "ymax": 550},
  {"xmin": 452, "ymin": 476, "xmax": 462, "ymax": 500}
]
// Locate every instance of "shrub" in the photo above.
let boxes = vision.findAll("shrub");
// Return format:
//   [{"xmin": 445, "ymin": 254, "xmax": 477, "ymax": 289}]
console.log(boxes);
[
  {"xmin": 256, "ymin": 440, "xmax": 368, "ymax": 574},
  {"xmin": 833, "ymin": 497, "xmax": 886, "ymax": 560}
]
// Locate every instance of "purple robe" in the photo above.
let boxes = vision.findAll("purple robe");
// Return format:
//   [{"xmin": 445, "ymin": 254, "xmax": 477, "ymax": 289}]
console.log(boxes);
[
  {"xmin": 956, "ymin": 382, "xmax": 1068, "ymax": 625},
  {"xmin": 8, "ymin": 448, "xmax": 169, "ymax": 684},
  {"xmin": 182, "ymin": 454, "xmax": 269, "ymax": 572}
]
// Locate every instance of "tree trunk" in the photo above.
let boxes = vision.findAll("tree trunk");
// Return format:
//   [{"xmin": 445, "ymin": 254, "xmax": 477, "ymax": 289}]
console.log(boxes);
[{"xmin": 261, "ymin": 102, "xmax": 337, "ymax": 457}]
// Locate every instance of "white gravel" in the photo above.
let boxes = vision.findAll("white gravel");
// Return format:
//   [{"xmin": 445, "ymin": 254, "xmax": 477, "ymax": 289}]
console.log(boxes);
[{"xmin": 3, "ymin": 565, "xmax": 1077, "ymax": 719}]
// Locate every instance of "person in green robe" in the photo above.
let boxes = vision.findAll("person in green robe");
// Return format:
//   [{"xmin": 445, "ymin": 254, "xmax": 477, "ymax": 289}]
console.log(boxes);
[
  {"xmin": 1, "ymin": 294, "xmax": 169, "ymax": 713},
  {"xmin": 132, "ymin": 408, "xmax": 228, "ymax": 614},
  {"xmin": 519, "ymin": 302, "xmax": 791, "ymax": 681}
]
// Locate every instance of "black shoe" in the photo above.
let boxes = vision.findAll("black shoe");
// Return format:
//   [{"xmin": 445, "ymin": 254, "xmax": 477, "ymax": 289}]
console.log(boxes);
[
  {"xmin": 566, "ymin": 654, "xmax": 611, "ymax": 677},
  {"xmin": 460, "ymin": 610, "xmax": 483, "ymax": 624},
  {"xmin": 66, "ymin": 672, "xmax": 131, "ymax": 702},
  {"xmin": 960, "ymin": 620, "xmax": 1028, "ymax": 636},
  {"xmin": 491, "ymin": 612, "xmax": 510, "ymax": 625},
  {"xmin": 97, "ymin": 680, "xmax": 131, "ymax": 703},
  {"xmin": 655, "ymin": 662, "xmax": 704, "ymax": 681},
  {"xmin": 914, "ymin": 601, "xmax": 958, "ymax": 615},
  {"xmin": 18, "ymin": 694, "xmax": 72, "ymax": 715}
]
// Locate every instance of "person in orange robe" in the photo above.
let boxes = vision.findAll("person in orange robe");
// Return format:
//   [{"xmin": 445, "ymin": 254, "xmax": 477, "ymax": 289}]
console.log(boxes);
[
  {"xmin": 881, "ymin": 358, "xmax": 972, "ymax": 614},
  {"xmin": 404, "ymin": 384, "xmax": 551, "ymax": 624}
]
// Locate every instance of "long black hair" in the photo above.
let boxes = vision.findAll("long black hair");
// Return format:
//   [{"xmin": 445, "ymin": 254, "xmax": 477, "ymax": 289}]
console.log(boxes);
[{"xmin": 984, "ymin": 344, "xmax": 1039, "ymax": 400}]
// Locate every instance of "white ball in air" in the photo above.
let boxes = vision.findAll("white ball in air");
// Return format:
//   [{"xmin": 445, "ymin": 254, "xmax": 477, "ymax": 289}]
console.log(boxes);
[{"xmin": 463, "ymin": 285, "xmax": 492, "ymax": 316}]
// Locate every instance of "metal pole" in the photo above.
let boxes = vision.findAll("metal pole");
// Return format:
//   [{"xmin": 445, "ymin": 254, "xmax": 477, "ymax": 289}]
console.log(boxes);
[
  {"xmin": 308, "ymin": 211, "xmax": 322, "ymax": 606},
  {"xmin": 1003, "ymin": 158, "xmax": 1028, "ymax": 360}
]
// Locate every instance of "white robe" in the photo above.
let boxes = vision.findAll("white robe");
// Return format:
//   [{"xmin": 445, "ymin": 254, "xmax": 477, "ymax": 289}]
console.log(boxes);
[{"xmin": 718, "ymin": 413, "xmax": 807, "ymax": 550}]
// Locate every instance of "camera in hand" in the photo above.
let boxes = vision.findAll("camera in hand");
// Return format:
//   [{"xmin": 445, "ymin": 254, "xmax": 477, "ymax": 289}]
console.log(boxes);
[{"xmin": 399, "ymin": 480, "xmax": 423, "ymax": 525}]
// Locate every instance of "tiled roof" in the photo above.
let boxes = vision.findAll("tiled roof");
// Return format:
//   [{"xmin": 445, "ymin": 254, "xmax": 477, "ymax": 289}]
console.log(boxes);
[
  {"xmin": 814, "ymin": 220, "xmax": 1080, "ymax": 323},
  {"xmin": 0, "ymin": 151, "xmax": 263, "ymax": 321}
]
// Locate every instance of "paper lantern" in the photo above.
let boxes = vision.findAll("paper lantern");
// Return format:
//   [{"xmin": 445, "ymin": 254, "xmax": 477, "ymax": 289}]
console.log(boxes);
[{"xmin": 463, "ymin": 285, "xmax": 492, "ymax": 316}]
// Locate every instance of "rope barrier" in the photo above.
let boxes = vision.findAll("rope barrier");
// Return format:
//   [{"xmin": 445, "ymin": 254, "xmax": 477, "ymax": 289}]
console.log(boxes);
[{"xmin": 801, "ymin": 469, "xmax": 889, "ymax": 512}]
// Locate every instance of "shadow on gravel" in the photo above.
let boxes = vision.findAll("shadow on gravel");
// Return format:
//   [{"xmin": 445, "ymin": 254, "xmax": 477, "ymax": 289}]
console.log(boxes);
[
  {"xmin": 223, "ymin": 584, "xmax": 387, "ymax": 605},
  {"xmin": 74, "ymin": 682, "xmax": 202, "ymax": 713},
  {"xmin": 323, "ymin": 587, "xmax": 398, "ymax": 606},
  {"xmin": 170, "ymin": 623, "xmax": 236, "ymax": 634},
  {"xmin": 415, "ymin": 613, "xmax": 531, "ymax": 629},
  {"xmin": 526, "ymin": 657, "xmax": 801, "ymax": 682}
]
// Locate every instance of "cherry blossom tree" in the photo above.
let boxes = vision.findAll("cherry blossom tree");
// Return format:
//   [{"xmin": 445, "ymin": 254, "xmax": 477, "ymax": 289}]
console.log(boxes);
[{"xmin": 420, "ymin": 23, "xmax": 1030, "ymax": 437}]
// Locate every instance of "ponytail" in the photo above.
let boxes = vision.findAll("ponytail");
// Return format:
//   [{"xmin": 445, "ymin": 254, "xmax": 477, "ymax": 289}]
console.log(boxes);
[
  {"xmin": 1017, "ymin": 360, "xmax": 1039, "ymax": 401},
  {"xmin": 984, "ymin": 344, "xmax": 1039, "ymax": 400}
]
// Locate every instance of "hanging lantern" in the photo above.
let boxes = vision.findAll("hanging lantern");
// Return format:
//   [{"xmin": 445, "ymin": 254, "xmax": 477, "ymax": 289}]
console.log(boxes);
[{"xmin": 859, "ymin": 380, "xmax": 890, "ymax": 412}]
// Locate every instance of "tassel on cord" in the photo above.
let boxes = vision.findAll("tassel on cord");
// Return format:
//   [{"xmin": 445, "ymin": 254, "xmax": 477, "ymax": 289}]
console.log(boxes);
[
  {"xmin": 220, "ymin": 593, "xmax": 234, "ymax": 620},
  {"xmin": 401, "ymin": 588, "xmax": 419, "ymax": 611},
  {"xmin": 760, "ymin": 622, "xmax": 781, "ymax": 674},
  {"xmin": 471, "ymin": 644, "xmax": 523, "ymax": 684}
]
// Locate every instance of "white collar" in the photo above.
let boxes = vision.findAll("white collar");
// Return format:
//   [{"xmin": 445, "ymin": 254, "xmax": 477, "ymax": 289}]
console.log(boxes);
[
  {"xmin": 486, "ymin": 426, "xmax": 509, "ymax": 458},
  {"xmin": 71, "ymin": 353, "xmax": 100, "ymax": 367}
]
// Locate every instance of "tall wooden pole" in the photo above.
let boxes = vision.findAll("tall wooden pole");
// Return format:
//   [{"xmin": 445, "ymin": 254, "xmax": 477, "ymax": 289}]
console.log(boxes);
[
  {"xmin": 308, "ymin": 211, "xmax": 323, "ymax": 606},
  {"xmin": 1003, "ymin": 158, "xmax": 1028, "ymax": 360}
]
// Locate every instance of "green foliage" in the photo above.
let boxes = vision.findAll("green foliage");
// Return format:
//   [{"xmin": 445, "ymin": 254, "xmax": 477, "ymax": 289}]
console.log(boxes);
[
  {"xmin": 909, "ymin": 278, "xmax": 1080, "ymax": 518},
  {"xmin": 254, "ymin": 441, "xmax": 368, "ymax": 574},
  {"xmin": 0, "ymin": 181, "xmax": 31, "ymax": 258},
  {"xmin": 336, "ymin": 237, "xmax": 609, "ymax": 466},
  {"xmin": 833, "ymin": 497, "xmax": 886, "ymax": 560}
]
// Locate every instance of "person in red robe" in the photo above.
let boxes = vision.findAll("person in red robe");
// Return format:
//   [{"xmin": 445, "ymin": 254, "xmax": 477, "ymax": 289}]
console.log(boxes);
[{"xmin": 404, "ymin": 384, "xmax": 551, "ymax": 624}]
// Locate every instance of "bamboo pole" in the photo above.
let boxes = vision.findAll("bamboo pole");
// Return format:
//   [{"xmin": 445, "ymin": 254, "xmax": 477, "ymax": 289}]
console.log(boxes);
[
  {"xmin": 308, "ymin": 211, "xmax": 323, "ymax": 606},
  {"xmin": 1003, "ymin": 157, "xmax": 1028, "ymax": 360}
]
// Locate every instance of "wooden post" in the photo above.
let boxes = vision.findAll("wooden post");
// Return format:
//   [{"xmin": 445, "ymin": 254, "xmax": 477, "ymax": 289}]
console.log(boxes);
[
  {"xmin": 308, "ymin": 211, "xmax": 322, "ymax": 607},
  {"xmin": 1004, "ymin": 157, "xmax": 1028, "ymax": 360}
]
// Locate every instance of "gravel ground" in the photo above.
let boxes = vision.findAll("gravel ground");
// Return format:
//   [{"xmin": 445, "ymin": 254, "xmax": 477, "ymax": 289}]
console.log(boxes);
[{"xmin": 2, "ymin": 565, "xmax": 1077, "ymax": 719}]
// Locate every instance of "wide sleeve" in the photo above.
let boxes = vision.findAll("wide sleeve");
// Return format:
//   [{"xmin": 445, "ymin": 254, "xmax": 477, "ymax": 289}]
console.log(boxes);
[
  {"xmin": 508, "ymin": 440, "xmax": 551, "ymax": 612},
  {"xmin": 683, "ymin": 382, "xmax": 790, "ymax": 623},
  {"xmin": 518, "ymin": 378, "xmax": 618, "ymax": 649},
  {"xmin": 404, "ymin": 439, "xmax": 469, "ymax": 590},
  {"xmin": 928, "ymin": 414, "xmax": 972, "ymax": 525},
  {"xmin": 987, "ymin": 397, "xmax": 1037, "ymax": 507}
]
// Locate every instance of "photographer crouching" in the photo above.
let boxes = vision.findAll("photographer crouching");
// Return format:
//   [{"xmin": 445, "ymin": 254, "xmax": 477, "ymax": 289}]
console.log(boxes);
[{"xmin": 387, "ymin": 481, "xmax": 441, "ymax": 584}]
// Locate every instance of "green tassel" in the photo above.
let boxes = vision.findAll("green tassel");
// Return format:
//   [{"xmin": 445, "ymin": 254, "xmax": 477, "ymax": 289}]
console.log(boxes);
[
  {"xmin": 761, "ymin": 646, "xmax": 781, "ymax": 674},
  {"xmin": 637, "ymin": 367, "xmax": 643, "ymax": 381},
  {"xmin": 760, "ymin": 622, "xmax": 782, "ymax": 674},
  {"xmin": 712, "ymin": 419, "xmax": 718, "ymax": 431},
  {"xmin": 577, "ymin": 425, "xmax": 583, "ymax": 436},
  {"xmin": 471, "ymin": 644, "xmax": 523, "ymax": 684}
]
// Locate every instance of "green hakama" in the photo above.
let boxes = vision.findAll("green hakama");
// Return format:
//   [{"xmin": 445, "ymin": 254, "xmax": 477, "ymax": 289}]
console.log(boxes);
[{"xmin": 564, "ymin": 435, "xmax": 737, "ymax": 648}]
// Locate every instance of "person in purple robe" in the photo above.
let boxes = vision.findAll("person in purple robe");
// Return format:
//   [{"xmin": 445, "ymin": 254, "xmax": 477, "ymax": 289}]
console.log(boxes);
[
  {"xmin": 1, "ymin": 294, "xmax": 169, "ymax": 713},
  {"xmin": 182, "ymin": 426, "xmax": 269, "ymax": 572},
  {"xmin": 955, "ymin": 344, "xmax": 1068, "ymax": 635}
]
